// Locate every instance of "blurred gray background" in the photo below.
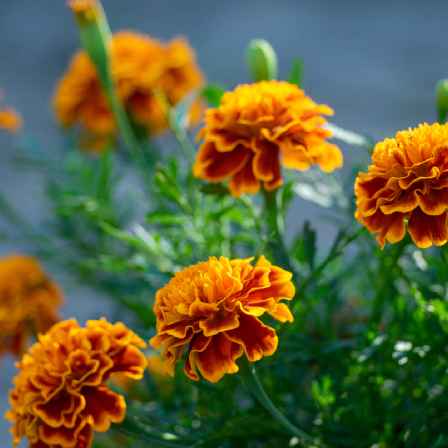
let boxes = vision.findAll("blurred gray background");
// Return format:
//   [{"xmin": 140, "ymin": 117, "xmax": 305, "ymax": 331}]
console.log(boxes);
[{"xmin": 1, "ymin": 0, "xmax": 448, "ymax": 443}]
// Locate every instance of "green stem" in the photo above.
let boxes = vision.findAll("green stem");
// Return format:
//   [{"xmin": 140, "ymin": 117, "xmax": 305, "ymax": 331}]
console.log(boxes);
[
  {"xmin": 73, "ymin": 1, "xmax": 141, "ymax": 158},
  {"xmin": 118, "ymin": 417, "xmax": 192, "ymax": 448},
  {"xmin": 169, "ymin": 108, "xmax": 196, "ymax": 164},
  {"xmin": 240, "ymin": 358, "xmax": 317, "ymax": 446},
  {"xmin": 371, "ymin": 239, "xmax": 408, "ymax": 323},
  {"xmin": 262, "ymin": 189, "xmax": 293, "ymax": 272},
  {"xmin": 300, "ymin": 227, "xmax": 364, "ymax": 296},
  {"xmin": 72, "ymin": 1, "xmax": 161, "ymax": 191}
]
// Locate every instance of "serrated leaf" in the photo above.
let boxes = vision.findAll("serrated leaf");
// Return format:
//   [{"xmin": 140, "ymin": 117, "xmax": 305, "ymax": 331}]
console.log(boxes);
[{"xmin": 200, "ymin": 183, "xmax": 230, "ymax": 196}]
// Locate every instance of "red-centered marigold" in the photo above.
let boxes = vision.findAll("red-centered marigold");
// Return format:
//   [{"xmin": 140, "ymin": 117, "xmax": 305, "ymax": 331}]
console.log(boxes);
[
  {"xmin": 6, "ymin": 318, "xmax": 147, "ymax": 448},
  {"xmin": 53, "ymin": 31, "xmax": 203, "ymax": 151},
  {"xmin": 150, "ymin": 256, "xmax": 295, "ymax": 383},
  {"xmin": 193, "ymin": 80, "xmax": 343, "ymax": 197},
  {"xmin": 0, "ymin": 254, "xmax": 62, "ymax": 358},
  {"xmin": 0, "ymin": 107, "xmax": 22, "ymax": 133},
  {"xmin": 355, "ymin": 123, "xmax": 448, "ymax": 248}
]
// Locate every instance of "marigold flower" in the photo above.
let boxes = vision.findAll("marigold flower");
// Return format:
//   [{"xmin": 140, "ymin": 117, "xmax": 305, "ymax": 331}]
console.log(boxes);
[
  {"xmin": 6, "ymin": 318, "xmax": 147, "ymax": 448},
  {"xmin": 0, "ymin": 254, "xmax": 62, "ymax": 358},
  {"xmin": 193, "ymin": 80, "xmax": 343, "ymax": 197},
  {"xmin": 0, "ymin": 107, "xmax": 22, "ymax": 133},
  {"xmin": 355, "ymin": 123, "xmax": 448, "ymax": 248},
  {"xmin": 150, "ymin": 256, "xmax": 295, "ymax": 383},
  {"xmin": 53, "ymin": 31, "xmax": 203, "ymax": 150}
]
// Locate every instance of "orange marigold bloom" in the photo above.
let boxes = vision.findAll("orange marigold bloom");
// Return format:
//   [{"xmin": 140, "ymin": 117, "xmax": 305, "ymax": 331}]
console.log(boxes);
[
  {"xmin": 6, "ymin": 318, "xmax": 147, "ymax": 448},
  {"xmin": 355, "ymin": 123, "xmax": 448, "ymax": 249},
  {"xmin": 193, "ymin": 80, "xmax": 343, "ymax": 197},
  {"xmin": 53, "ymin": 31, "xmax": 203, "ymax": 150},
  {"xmin": 0, "ymin": 107, "xmax": 22, "ymax": 133},
  {"xmin": 0, "ymin": 255, "xmax": 62, "ymax": 358},
  {"xmin": 150, "ymin": 256, "xmax": 295, "ymax": 383}
]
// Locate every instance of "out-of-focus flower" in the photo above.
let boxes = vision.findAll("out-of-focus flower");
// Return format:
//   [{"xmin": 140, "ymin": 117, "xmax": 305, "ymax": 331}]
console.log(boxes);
[
  {"xmin": 0, "ymin": 254, "xmax": 62, "ymax": 358},
  {"xmin": 53, "ymin": 31, "xmax": 203, "ymax": 151},
  {"xmin": 193, "ymin": 80, "xmax": 342, "ymax": 197},
  {"xmin": 6, "ymin": 318, "xmax": 147, "ymax": 448},
  {"xmin": 150, "ymin": 256, "xmax": 295, "ymax": 383},
  {"xmin": 0, "ymin": 108, "xmax": 22, "ymax": 133},
  {"xmin": 355, "ymin": 122, "xmax": 448, "ymax": 248},
  {"xmin": 147, "ymin": 353, "xmax": 172, "ymax": 379}
]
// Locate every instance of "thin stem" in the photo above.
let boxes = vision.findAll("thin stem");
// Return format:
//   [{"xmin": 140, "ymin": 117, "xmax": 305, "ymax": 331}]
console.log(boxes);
[
  {"xmin": 118, "ymin": 417, "xmax": 192, "ymax": 448},
  {"xmin": 169, "ymin": 108, "xmax": 196, "ymax": 164},
  {"xmin": 300, "ymin": 226, "xmax": 365, "ymax": 296},
  {"xmin": 240, "ymin": 358, "xmax": 317, "ymax": 447},
  {"xmin": 73, "ymin": 0, "xmax": 152, "ymax": 188},
  {"xmin": 262, "ymin": 189, "xmax": 294, "ymax": 272}
]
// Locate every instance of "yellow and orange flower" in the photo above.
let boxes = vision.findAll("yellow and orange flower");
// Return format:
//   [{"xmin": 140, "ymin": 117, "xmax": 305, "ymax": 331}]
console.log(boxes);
[
  {"xmin": 355, "ymin": 122, "xmax": 448, "ymax": 248},
  {"xmin": 150, "ymin": 256, "xmax": 295, "ymax": 383},
  {"xmin": 53, "ymin": 31, "xmax": 203, "ymax": 151},
  {"xmin": 6, "ymin": 318, "xmax": 147, "ymax": 448},
  {"xmin": 193, "ymin": 80, "xmax": 343, "ymax": 197},
  {"xmin": 0, "ymin": 254, "xmax": 62, "ymax": 358},
  {"xmin": 0, "ymin": 107, "xmax": 22, "ymax": 133}
]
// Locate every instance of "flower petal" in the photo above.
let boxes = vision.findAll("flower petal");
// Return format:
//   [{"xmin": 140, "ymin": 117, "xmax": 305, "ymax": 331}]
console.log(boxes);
[
  {"xmin": 225, "ymin": 314, "xmax": 278, "ymax": 362},
  {"xmin": 408, "ymin": 209, "xmax": 448, "ymax": 248},
  {"xmin": 83, "ymin": 386, "xmax": 126, "ymax": 432},
  {"xmin": 194, "ymin": 333, "xmax": 243, "ymax": 383}
]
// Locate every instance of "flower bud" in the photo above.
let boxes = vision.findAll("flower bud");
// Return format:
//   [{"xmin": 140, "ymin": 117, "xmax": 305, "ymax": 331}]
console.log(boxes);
[
  {"xmin": 68, "ymin": 0, "xmax": 100, "ymax": 24},
  {"xmin": 246, "ymin": 39, "xmax": 278, "ymax": 82},
  {"xmin": 436, "ymin": 79, "xmax": 448, "ymax": 123}
]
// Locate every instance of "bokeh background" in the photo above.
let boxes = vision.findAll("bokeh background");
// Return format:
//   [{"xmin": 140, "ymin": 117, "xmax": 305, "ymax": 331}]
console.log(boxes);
[{"xmin": 1, "ymin": 0, "xmax": 448, "ymax": 443}]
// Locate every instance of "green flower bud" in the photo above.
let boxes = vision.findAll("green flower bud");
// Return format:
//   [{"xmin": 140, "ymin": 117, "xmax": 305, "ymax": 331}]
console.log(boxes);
[
  {"xmin": 436, "ymin": 79, "xmax": 448, "ymax": 123},
  {"xmin": 246, "ymin": 39, "xmax": 278, "ymax": 82}
]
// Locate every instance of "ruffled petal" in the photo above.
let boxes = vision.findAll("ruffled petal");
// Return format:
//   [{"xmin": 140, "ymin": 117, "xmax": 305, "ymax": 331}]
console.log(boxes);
[
  {"xmin": 225, "ymin": 314, "xmax": 278, "ymax": 362},
  {"xmin": 194, "ymin": 333, "xmax": 243, "ymax": 383},
  {"xmin": 408, "ymin": 209, "xmax": 448, "ymax": 248},
  {"xmin": 83, "ymin": 386, "xmax": 126, "ymax": 432}
]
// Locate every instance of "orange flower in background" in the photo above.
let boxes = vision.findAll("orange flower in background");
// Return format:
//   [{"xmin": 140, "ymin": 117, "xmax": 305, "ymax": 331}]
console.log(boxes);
[
  {"xmin": 6, "ymin": 318, "xmax": 147, "ymax": 448},
  {"xmin": 193, "ymin": 80, "xmax": 343, "ymax": 197},
  {"xmin": 0, "ymin": 107, "xmax": 22, "ymax": 133},
  {"xmin": 150, "ymin": 256, "xmax": 295, "ymax": 383},
  {"xmin": 355, "ymin": 122, "xmax": 448, "ymax": 248},
  {"xmin": 0, "ymin": 254, "xmax": 62, "ymax": 358},
  {"xmin": 53, "ymin": 31, "xmax": 203, "ymax": 151}
]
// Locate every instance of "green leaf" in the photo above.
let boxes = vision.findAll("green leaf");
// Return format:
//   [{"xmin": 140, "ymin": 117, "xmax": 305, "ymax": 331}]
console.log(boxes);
[
  {"xmin": 146, "ymin": 211, "xmax": 187, "ymax": 226},
  {"xmin": 95, "ymin": 150, "xmax": 113, "ymax": 203},
  {"xmin": 292, "ymin": 221, "xmax": 316, "ymax": 270},
  {"xmin": 288, "ymin": 58, "xmax": 304, "ymax": 87},
  {"xmin": 201, "ymin": 84, "xmax": 225, "ymax": 107},
  {"xmin": 200, "ymin": 183, "xmax": 230, "ymax": 196}
]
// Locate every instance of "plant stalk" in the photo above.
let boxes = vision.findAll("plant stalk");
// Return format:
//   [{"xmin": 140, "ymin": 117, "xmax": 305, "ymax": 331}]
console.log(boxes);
[
  {"xmin": 262, "ymin": 189, "xmax": 294, "ymax": 272},
  {"xmin": 240, "ymin": 358, "xmax": 317, "ymax": 447}
]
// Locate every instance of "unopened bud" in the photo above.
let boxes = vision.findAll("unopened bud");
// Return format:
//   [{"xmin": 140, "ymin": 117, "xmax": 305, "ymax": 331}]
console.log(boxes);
[
  {"xmin": 246, "ymin": 39, "xmax": 278, "ymax": 82},
  {"xmin": 436, "ymin": 79, "xmax": 448, "ymax": 123}
]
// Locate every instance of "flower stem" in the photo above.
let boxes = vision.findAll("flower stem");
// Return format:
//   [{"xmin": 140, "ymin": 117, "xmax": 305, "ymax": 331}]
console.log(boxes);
[
  {"xmin": 72, "ymin": 0, "xmax": 141, "ymax": 158},
  {"xmin": 71, "ymin": 0, "xmax": 159, "ymax": 192},
  {"xmin": 262, "ymin": 189, "xmax": 293, "ymax": 271},
  {"xmin": 240, "ymin": 358, "xmax": 317, "ymax": 446}
]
